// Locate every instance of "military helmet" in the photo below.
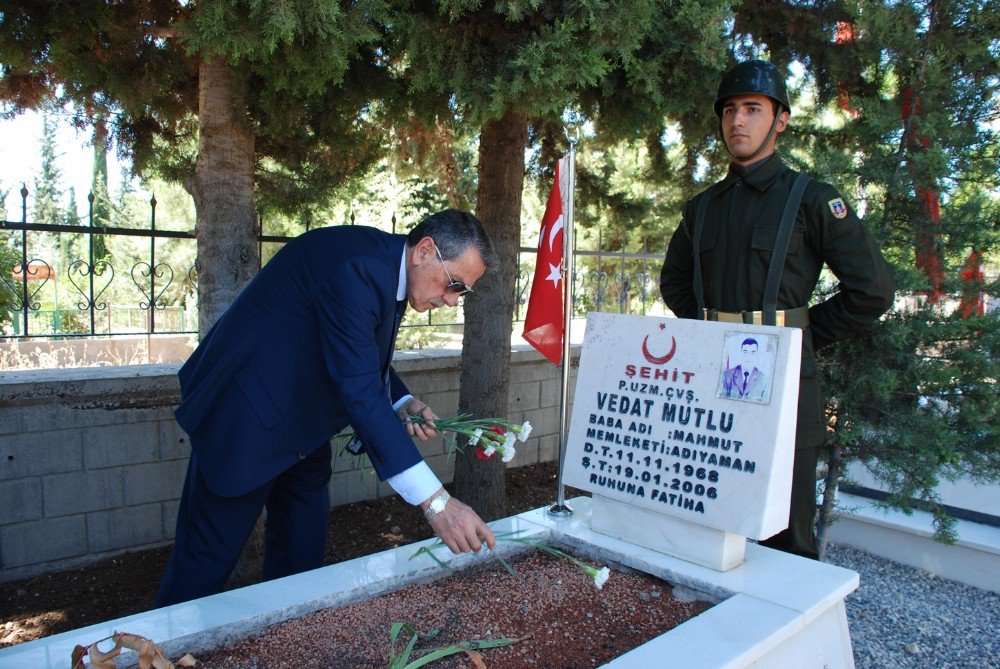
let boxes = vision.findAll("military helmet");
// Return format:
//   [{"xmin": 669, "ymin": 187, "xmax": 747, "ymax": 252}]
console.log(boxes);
[{"xmin": 714, "ymin": 60, "xmax": 791, "ymax": 117}]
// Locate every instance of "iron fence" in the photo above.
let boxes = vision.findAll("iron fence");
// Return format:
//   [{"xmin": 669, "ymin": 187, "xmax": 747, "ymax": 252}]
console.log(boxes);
[
  {"xmin": 516, "ymin": 230, "xmax": 668, "ymax": 322},
  {"xmin": 2, "ymin": 186, "xmax": 667, "ymax": 346}
]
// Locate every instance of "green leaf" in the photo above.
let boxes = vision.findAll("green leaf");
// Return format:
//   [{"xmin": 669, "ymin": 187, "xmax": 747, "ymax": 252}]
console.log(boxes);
[
  {"xmin": 402, "ymin": 637, "xmax": 523, "ymax": 669},
  {"xmin": 398, "ymin": 628, "xmax": 421, "ymax": 666},
  {"xmin": 488, "ymin": 546, "xmax": 516, "ymax": 576}
]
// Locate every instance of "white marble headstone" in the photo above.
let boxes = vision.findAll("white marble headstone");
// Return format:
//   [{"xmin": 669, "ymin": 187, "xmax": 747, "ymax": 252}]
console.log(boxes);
[{"xmin": 563, "ymin": 312, "xmax": 802, "ymax": 540}]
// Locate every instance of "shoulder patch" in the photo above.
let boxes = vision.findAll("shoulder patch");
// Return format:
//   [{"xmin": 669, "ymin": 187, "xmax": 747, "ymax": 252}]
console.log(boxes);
[{"xmin": 828, "ymin": 198, "xmax": 848, "ymax": 219}]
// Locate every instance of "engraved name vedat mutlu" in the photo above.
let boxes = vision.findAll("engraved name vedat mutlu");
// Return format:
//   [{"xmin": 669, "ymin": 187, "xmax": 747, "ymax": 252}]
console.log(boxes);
[{"xmin": 581, "ymin": 378, "xmax": 758, "ymax": 515}]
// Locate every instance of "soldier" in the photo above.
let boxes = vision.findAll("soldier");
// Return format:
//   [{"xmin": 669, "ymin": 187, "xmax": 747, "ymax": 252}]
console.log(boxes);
[{"xmin": 660, "ymin": 60, "xmax": 895, "ymax": 558}]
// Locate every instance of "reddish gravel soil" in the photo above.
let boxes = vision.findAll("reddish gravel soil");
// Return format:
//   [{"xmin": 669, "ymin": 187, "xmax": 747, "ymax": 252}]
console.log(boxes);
[
  {"xmin": 0, "ymin": 462, "xmax": 580, "ymax": 649},
  {"xmin": 198, "ymin": 550, "xmax": 712, "ymax": 669}
]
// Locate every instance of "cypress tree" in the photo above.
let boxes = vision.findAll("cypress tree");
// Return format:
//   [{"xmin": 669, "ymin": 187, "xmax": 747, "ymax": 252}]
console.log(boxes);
[
  {"xmin": 1, "ymin": 0, "xmax": 393, "ymax": 335},
  {"xmin": 90, "ymin": 120, "xmax": 110, "ymax": 261},
  {"xmin": 731, "ymin": 0, "xmax": 999, "ymax": 548},
  {"xmin": 32, "ymin": 111, "xmax": 63, "ymax": 227},
  {"xmin": 390, "ymin": 0, "xmax": 735, "ymax": 518}
]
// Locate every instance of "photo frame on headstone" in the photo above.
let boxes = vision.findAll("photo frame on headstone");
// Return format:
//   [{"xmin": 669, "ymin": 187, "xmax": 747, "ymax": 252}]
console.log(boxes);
[{"xmin": 716, "ymin": 331, "xmax": 778, "ymax": 404}]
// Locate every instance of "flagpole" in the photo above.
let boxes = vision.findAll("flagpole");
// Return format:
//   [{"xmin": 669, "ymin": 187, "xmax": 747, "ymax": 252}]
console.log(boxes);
[{"xmin": 547, "ymin": 128, "xmax": 578, "ymax": 518}]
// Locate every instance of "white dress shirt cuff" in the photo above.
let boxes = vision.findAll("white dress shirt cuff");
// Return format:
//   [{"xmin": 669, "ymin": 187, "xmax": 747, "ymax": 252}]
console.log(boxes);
[
  {"xmin": 387, "ymin": 461, "xmax": 442, "ymax": 505},
  {"xmin": 392, "ymin": 394, "xmax": 414, "ymax": 412}
]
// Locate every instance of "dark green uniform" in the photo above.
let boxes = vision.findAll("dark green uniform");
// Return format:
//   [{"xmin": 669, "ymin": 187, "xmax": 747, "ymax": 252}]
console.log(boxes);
[{"xmin": 660, "ymin": 153, "xmax": 894, "ymax": 558}]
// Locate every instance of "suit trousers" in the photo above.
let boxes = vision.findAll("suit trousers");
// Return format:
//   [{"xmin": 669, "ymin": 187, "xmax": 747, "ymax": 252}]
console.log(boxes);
[{"xmin": 155, "ymin": 441, "xmax": 333, "ymax": 608}]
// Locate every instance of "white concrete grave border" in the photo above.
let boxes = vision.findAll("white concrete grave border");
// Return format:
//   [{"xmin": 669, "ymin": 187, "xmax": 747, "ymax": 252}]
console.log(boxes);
[{"xmin": 0, "ymin": 498, "xmax": 858, "ymax": 669}]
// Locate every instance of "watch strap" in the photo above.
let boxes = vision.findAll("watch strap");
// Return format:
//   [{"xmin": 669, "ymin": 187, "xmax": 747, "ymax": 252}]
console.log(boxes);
[{"xmin": 422, "ymin": 489, "xmax": 451, "ymax": 521}]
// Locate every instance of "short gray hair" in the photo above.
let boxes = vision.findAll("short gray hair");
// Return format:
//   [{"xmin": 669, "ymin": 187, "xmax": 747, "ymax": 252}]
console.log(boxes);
[{"xmin": 406, "ymin": 209, "xmax": 497, "ymax": 269}]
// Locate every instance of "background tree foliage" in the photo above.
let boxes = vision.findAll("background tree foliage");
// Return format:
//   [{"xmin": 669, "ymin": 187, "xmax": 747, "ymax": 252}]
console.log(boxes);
[
  {"xmin": 2, "ymin": 0, "xmax": 996, "ymax": 544},
  {"xmin": 1, "ymin": 0, "xmax": 393, "ymax": 334},
  {"xmin": 387, "ymin": 0, "xmax": 733, "ymax": 519}
]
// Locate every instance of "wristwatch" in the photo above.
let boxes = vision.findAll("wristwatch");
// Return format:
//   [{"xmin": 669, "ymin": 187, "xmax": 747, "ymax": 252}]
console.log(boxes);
[{"xmin": 423, "ymin": 490, "xmax": 451, "ymax": 521}]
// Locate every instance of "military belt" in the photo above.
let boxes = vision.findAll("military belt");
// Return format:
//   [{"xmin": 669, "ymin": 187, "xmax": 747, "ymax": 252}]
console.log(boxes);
[{"xmin": 702, "ymin": 305, "xmax": 809, "ymax": 329}]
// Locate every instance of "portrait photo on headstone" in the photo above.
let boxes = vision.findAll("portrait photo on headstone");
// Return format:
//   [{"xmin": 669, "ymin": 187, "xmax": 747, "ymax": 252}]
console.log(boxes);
[{"xmin": 717, "ymin": 332, "xmax": 778, "ymax": 404}]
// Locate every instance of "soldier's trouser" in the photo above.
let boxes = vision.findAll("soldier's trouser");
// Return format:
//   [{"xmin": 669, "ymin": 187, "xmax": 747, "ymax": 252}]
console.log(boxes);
[
  {"xmin": 758, "ymin": 375, "xmax": 823, "ymax": 559},
  {"xmin": 759, "ymin": 446, "xmax": 820, "ymax": 559}
]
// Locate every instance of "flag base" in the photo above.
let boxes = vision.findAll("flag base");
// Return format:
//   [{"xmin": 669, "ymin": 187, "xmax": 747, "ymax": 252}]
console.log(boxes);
[{"xmin": 546, "ymin": 502, "xmax": 575, "ymax": 517}]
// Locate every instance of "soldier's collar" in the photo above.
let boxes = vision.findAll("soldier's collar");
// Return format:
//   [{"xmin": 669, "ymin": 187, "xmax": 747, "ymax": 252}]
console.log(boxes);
[{"xmin": 720, "ymin": 154, "xmax": 788, "ymax": 192}]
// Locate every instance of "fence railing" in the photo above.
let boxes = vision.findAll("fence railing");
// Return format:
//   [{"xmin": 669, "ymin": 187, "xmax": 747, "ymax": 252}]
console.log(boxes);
[
  {"xmin": 2, "ymin": 187, "xmax": 667, "ymax": 346},
  {"xmin": 2, "ymin": 185, "xmax": 200, "ymax": 340}
]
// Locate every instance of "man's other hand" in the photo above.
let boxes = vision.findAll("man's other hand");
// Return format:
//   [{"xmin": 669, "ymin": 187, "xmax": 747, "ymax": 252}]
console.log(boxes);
[{"xmin": 399, "ymin": 398, "xmax": 439, "ymax": 442}]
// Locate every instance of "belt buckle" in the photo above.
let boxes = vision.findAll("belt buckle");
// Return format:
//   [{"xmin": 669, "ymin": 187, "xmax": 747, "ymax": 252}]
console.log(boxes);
[
  {"xmin": 746, "ymin": 311, "xmax": 786, "ymax": 326},
  {"xmin": 718, "ymin": 310, "xmax": 740, "ymax": 323}
]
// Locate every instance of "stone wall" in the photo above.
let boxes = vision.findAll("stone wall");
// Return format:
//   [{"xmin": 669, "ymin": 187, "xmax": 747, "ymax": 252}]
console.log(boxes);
[{"xmin": 0, "ymin": 347, "xmax": 577, "ymax": 583}]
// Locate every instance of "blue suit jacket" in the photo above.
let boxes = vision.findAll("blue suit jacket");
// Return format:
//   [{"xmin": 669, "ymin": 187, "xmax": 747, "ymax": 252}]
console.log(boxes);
[{"xmin": 174, "ymin": 226, "xmax": 419, "ymax": 497}]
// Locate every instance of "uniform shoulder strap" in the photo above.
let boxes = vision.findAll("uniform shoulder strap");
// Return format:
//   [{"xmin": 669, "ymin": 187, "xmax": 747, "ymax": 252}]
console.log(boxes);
[{"xmin": 762, "ymin": 172, "xmax": 811, "ymax": 325}]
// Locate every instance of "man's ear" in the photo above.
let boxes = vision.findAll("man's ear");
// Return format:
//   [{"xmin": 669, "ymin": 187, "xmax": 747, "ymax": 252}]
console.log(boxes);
[
  {"xmin": 776, "ymin": 110, "xmax": 790, "ymax": 133},
  {"xmin": 413, "ymin": 236, "xmax": 435, "ymax": 265}
]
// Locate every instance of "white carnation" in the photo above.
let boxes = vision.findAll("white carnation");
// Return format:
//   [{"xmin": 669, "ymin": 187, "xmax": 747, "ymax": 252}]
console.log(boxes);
[{"xmin": 501, "ymin": 444, "xmax": 517, "ymax": 463}]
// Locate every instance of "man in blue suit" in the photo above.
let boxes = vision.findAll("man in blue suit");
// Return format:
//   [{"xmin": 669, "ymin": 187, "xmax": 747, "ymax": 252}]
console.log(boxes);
[{"xmin": 156, "ymin": 209, "xmax": 498, "ymax": 607}]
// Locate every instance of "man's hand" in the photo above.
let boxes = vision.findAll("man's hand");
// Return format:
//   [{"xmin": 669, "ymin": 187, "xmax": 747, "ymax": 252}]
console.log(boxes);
[
  {"xmin": 398, "ymin": 398, "xmax": 439, "ymax": 441},
  {"xmin": 422, "ymin": 493, "xmax": 496, "ymax": 554}
]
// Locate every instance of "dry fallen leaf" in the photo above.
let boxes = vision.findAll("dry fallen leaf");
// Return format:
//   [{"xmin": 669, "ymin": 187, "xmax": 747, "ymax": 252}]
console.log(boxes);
[
  {"xmin": 114, "ymin": 631, "xmax": 151, "ymax": 652},
  {"xmin": 68, "ymin": 631, "xmax": 198, "ymax": 669},
  {"xmin": 71, "ymin": 644, "xmax": 88, "ymax": 669},
  {"xmin": 87, "ymin": 635, "xmax": 123, "ymax": 669},
  {"xmin": 464, "ymin": 649, "xmax": 487, "ymax": 669}
]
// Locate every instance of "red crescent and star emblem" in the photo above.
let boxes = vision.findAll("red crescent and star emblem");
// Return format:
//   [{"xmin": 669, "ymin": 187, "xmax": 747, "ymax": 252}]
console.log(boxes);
[{"xmin": 641, "ymin": 322, "xmax": 676, "ymax": 364}]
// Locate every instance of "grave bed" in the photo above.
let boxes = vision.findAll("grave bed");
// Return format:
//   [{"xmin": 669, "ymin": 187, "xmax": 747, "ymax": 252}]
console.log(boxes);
[{"xmin": 0, "ymin": 498, "xmax": 858, "ymax": 669}]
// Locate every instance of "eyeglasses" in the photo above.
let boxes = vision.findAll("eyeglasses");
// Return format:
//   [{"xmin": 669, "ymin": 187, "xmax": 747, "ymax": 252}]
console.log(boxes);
[{"xmin": 434, "ymin": 246, "xmax": 473, "ymax": 296}]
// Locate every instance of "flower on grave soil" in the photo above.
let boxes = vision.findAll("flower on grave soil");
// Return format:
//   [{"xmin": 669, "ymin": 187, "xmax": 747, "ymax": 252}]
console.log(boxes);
[
  {"xmin": 527, "ymin": 543, "xmax": 612, "ymax": 590},
  {"xmin": 412, "ymin": 531, "xmax": 612, "ymax": 592},
  {"xmin": 565, "ymin": 559, "xmax": 610, "ymax": 590}
]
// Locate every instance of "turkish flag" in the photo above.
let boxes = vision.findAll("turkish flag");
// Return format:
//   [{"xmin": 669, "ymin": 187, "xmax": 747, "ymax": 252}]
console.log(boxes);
[{"xmin": 523, "ymin": 158, "xmax": 569, "ymax": 365}]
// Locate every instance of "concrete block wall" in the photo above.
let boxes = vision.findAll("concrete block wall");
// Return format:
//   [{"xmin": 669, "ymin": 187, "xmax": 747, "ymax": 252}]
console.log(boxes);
[
  {"xmin": 0, "ymin": 346, "xmax": 577, "ymax": 583},
  {"xmin": 0, "ymin": 365, "xmax": 186, "ymax": 583}
]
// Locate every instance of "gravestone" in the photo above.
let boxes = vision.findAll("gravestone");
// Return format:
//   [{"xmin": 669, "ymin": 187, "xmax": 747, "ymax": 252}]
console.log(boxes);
[{"xmin": 562, "ymin": 312, "xmax": 802, "ymax": 570}]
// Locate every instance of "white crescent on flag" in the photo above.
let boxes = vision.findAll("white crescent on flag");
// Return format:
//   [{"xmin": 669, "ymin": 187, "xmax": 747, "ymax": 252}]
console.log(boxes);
[{"xmin": 546, "ymin": 213, "xmax": 565, "ymax": 253}]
